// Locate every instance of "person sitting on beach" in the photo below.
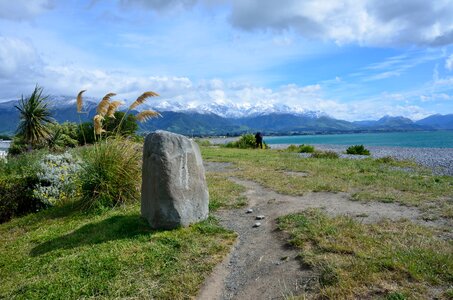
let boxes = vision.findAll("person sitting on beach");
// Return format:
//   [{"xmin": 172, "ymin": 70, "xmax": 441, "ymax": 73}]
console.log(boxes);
[{"xmin": 255, "ymin": 132, "xmax": 263, "ymax": 149}]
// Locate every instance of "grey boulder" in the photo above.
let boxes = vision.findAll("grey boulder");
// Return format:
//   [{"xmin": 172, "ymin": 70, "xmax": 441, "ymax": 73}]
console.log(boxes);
[{"xmin": 141, "ymin": 130, "xmax": 209, "ymax": 229}]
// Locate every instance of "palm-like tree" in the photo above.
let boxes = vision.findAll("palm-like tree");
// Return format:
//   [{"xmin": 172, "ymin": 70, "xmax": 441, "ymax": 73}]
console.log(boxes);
[{"xmin": 15, "ymin": 85, "xmax": 54, "ymax": 150}]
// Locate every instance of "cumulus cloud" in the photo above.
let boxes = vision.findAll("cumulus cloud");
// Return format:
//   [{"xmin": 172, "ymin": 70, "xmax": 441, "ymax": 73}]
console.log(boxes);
[
  {"xmin": 0, "ymin": 36, "xmax": 43, "ymax": 78},
  {"xmin": 0, "ymin": 0, "xmax": 54, "ymax": 21},
  {"xmin": 0, "ymin": 60, "xmax": 437, "ymax": 121},
  {"xmin": 227, "ymin": 0, "xmax": 453, "ymax": 46},
  {"xmin": 120, "ymin": 0, "xmax": 453, "ymax": 47}
]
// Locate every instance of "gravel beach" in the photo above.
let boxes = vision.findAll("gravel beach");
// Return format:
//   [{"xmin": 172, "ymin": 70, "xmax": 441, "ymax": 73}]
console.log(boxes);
[{"xmin": 273, "ymin": 143, "xmax": 453, "ymax": 176}]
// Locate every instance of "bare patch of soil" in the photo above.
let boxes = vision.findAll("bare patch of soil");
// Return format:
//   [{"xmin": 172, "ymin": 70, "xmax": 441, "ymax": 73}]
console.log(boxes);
[
  {"xmin": 198, "ymin": 176, "xmax": 451, "ymax": 300},
  {"xmin": 204, "ymin": 162, "xmax": 235, "ymax": 173},
  {"xmin": 283, "ymin": 171, "xmax": 309, "ymax": 177}
]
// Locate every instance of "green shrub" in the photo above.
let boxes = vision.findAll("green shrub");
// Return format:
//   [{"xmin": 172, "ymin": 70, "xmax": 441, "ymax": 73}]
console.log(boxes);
[
  {"xmin": 299, "ymin": 144, "xmax": 315, "ymax": 153},
  {"xmin": 33, "ymin": 152, "xmax": 82, "ymax": 206},
  {"xmin": 285, "ymin": 144, "xmax": 299, "ymax": 152},
  {"xmin": 224, "ymin": 134, "xmax": 257, "ymax": 149},
  {"xmin": 0, "ymin": 176, "xmax": 46, "ymax": 223},
  {"xmin": 0, "ymin": 151, "xmax": 49, "ymax": 223},
  {"xmin": 78, "ymin": 138, "xmax": 141, "ymax": 209},
  {"xmin": 7, "ymin": 135, "xmax": 27, "ymax": 155},
  {"xmin": 195, "ymin": 139, "xmax": 212, "ymax": 147},
  {"xmin": 311, "ymin": 150, "xmax": 339, "ymax": 159},
  {"xmin": 346, "ymin": 145, "xmax": 370, "ymax": 155},
  {"xmin": 286, "ymin": 144, "xmax": 315, "ymax": 153}
]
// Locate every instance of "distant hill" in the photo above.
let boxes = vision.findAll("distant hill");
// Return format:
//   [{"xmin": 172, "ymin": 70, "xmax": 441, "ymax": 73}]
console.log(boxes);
[
  {"xmin": 353, "ymin": 116, "xmax": 430, "ymax": 131},
  {"xmin": 0, "ymin": 96, "xmax": 451, "ymax": 136},
  {"xmin": 233, "ymin": 114, "xmax": 356, "ymax": 134},
  {"xmin": 415, "ymin": 114, "xmax": 453, "ymax": 130},
  {"xmin": 139, "ymin": 111, "xmax": 245, "ymax": 136}
]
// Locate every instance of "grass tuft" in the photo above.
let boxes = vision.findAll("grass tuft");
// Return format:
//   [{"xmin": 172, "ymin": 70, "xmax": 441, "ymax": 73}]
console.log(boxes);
[{"xmin": 311, "ymin": 150, "xmax": 339, "ymax": 159}]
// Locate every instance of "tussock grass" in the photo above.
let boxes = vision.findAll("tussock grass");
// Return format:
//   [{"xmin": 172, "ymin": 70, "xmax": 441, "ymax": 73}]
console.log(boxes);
[
  {"xmin": 277, "ymin": 209, "xmax": 453, "ymax": 299},
  {"xmin": 77, "ymin": 138, "xmax": 142, "ymax": 209},
  {"xmin": 0, "ymin": 203, "xmax": 236, "ymax": 299},
  {"xmin": 201, "ymin": 147, "xmax": 453, "ymax": 215}
]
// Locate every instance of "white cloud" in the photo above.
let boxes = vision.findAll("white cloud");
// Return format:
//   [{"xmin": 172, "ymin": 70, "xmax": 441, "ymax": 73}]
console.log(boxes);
[
  {"xmin": 446, "ymin": 54, "xmax": 453, "ymax": 71},
  {"xmin": 124, "ymin": 0, "xmax": 453, "ymax": 47},
  {"xmin": 0, "ymin": 36, "xmax": 43, "ymax": 78},
  {"xmin": 226, "ymin": 0, "xmax": 453, "ymax": 46},
  {"xmin": 0, "ymin": 0, "xmax": 54, "ymax": 21}
]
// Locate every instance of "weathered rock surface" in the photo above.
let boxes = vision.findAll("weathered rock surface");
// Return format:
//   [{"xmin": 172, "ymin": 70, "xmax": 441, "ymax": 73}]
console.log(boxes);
[{"xmin": 141, "ymin": 130, "xmax": 209, "ymax": 229}]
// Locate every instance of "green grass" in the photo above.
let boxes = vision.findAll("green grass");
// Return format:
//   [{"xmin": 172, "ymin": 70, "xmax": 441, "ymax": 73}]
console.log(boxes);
[
  {"xmin": 277, "ymin": 209, "xmax": 453, "ymax": 299},
  {"xmin": 0, "ymin": 203, "xmax": 236, "ymax": 299},
  {"xmin": 207, "ymin": 173, "xmax": 247, "ymax": 210},
  {"xmin": 201, "ymin": 147, "xmax": 453, "ymax": 217}
]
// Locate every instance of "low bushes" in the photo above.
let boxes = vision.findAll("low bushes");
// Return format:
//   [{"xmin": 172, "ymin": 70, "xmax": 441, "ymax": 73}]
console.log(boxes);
[
  {"xmin": 224, "ymin": 134, "xmax": 268, "ymax": 149},
  {"xmin": 0, "ymin": 176, "xmax": 45, "ymax": 223},
  {"xmin": 224, "ymin": 134, "xmax": 257, "ymax": 149},
  {"xmin": 286, "ymin": 144, "xmax": 315, "ymax": 153},
  {"xmin": 34, "ymin": 152, "xmax": 81, "ymax": 206},
  {"xmin": 346, "ymin": 145, "xmax": 370, "ymax": 155},
  {"xmin": 0, "ymin": 151, "xmax": 48, "ymax": 223}
]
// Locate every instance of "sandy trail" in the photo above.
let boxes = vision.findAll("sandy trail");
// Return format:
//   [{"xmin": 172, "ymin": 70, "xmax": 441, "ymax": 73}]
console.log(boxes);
[{"xmin": 198, "ymin": 166, "xmax": 448, "ymax": 299}]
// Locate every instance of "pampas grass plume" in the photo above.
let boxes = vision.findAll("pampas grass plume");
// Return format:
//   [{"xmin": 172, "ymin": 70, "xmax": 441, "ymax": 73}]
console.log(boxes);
[
  {"xmin": 106, "ymin": 101, "xmax": 122, "ymax": 118},
  {"xmin": 97, "ymin": 92, "xmax": 116, "ymax": 116},
  {"xmin": 129, "ymin": 91, "xmax": 159, "ymax": 110},
  {"xmin": 93, "ymin": 114, "xmax": 105, "ymax": 135},
  {"xmin": 136, "ymin": 110, "xmax": 160, "ymax": 123},
  {"xmin": 77, "ymin": 90, "xmax": 86, "ymax": 113}
]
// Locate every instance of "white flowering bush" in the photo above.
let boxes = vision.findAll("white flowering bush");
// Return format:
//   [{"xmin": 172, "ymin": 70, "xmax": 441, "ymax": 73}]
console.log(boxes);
[{"xmin": 34, "ymin": 152, "xmax": 81, "ymax": 206}]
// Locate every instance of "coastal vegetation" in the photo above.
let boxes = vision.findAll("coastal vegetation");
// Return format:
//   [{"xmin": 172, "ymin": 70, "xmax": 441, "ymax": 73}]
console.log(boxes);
[
  {"xmin": 1, "ymin": 143, "xmax": 452, "ymax": 298},
  {"xmin": 224, "ymin": 133, "xmax": 258, "ymax": 149},
  {"xmin": 346, "ymin": 144, "xmax": 371, "ymax": 155},
  {"xmin": 285, "ymin": 144, "xmax": 315, "ymax": 153},
  {"xmin": 0, "ymin": 87, "xmax": 452, "ymax": 298}
]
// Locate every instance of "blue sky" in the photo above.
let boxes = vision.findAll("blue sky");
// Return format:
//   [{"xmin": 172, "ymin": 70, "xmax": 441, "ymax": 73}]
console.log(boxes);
[{"xmin": 1, "ymin": 0, "xmax": 453, "ymax": 120}]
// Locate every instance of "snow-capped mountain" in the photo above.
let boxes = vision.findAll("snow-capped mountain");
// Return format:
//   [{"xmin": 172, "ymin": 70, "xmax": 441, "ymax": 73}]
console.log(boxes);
[
  {"xmin": 143, "ymin": 100, "xmax": 328, "ymax": 119},
  {"xmin": 42, "ymin": 95, "xmax": 327, "ymax": 119}
]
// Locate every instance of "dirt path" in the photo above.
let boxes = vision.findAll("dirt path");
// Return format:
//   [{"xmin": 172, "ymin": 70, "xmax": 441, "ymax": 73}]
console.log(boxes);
[{"xmin": 198, "ymin": 168, "xmax": 450, "ymax": 299}]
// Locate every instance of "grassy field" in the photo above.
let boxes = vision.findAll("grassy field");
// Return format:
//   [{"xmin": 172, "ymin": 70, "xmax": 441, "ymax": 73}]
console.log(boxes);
[
  {"xmin": 0, "ymin": 203, "xmax": 236, "ymax": 299},
  {"xmin": 200, "ymin": 146, "xmax": 453, "ymax": 299},
  {"xmin": 202, "ymin": 147, "xmax": 453, "ymax": 219},
  {"xmin": 1, "ymin": 146, "xmax": 452, "ymax": 299}
]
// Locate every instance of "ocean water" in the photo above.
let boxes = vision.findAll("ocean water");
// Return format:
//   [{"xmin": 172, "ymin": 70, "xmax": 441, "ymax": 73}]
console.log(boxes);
[{"xmin": 264, "ymin": 131, "xmax": 453, "ymax": 148}]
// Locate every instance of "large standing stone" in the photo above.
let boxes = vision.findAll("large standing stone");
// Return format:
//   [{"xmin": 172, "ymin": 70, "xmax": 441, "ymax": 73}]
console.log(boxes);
[{"xmin": 141, "ymin": 130, "xmax": 209, "ymax": 229}]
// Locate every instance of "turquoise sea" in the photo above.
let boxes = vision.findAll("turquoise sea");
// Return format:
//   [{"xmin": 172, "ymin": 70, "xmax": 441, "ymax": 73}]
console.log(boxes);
[{"xmin": 264, "ymin": 131, "xmax": 453, "ymax": 148}]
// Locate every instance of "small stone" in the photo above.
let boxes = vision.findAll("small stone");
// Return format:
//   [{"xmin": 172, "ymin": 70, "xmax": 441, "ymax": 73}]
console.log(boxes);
[
  {"xmin": 246, "ymin": 208, "xmax": 253, "ymax": 214},
  {"xmin": 256, "ymin": 215, "xmax": 265, "ymax": 220},
  {"xmin": 253, "ymin": 222, "xmax": 261, "ymax": 227}
]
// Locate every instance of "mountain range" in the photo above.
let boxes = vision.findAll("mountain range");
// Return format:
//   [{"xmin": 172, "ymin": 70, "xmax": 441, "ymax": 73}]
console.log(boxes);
[{"xmin": 1, "ymin": 96, "xmax": 452, "ymax": 136}]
